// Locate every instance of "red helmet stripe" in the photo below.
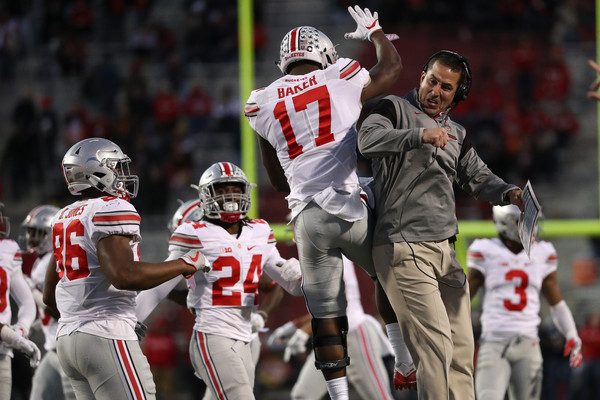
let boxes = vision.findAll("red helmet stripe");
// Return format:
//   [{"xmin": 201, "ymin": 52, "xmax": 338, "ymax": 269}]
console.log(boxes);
[
  {"xmin": 220, "ymin": 162, "xmax": 233, "ymax": 176},
  {"xmin": 290, "ymin": 28, "xmax": 298, "ymax": 51},
  {"xmin": 181, "ymin": 200, "xmax": 201, "ymax": 223}
]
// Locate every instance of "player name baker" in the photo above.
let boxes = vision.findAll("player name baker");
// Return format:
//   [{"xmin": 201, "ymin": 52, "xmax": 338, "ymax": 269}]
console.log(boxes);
[{"xmin": 277, "ymin": 75, "xmax": 318, "ymax": 98}]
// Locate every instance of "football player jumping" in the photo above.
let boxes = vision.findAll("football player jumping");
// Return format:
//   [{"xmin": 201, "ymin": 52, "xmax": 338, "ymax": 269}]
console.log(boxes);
[
  {"xmin": 244, "ymin": 6, "xmax": 410, "ymax": 399},
  {"xmin": 135, "ymin": 162, "xmax": 303, "ymax": 400},
  {"xmin": 43, "ymin": 138, "xmax": 209, "ymax": 400},
  {"xmin": 468, "ymin": 205, "xmax": 582, "ymax": 400}
]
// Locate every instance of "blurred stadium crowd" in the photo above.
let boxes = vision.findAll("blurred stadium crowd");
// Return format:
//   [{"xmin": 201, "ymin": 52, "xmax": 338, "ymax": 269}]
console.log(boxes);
[{"xmin": 0, "ymin": 0, "xmax": 599, "ymax": 399}]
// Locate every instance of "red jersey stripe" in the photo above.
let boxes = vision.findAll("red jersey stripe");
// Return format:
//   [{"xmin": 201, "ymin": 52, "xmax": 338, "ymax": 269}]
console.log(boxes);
[
  {"xmin": 170, "ymin": 235, "xmax": 202, "ymax": 245},
  {"xmin": 340, "ymin": 61, "xmax": 360, "ymax": 79},
  {"xmin": 92, "ymin": 214, "xmax": 141, "ymax": 223}
]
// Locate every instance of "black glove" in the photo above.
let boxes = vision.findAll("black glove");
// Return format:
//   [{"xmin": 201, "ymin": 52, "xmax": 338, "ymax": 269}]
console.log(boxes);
[{"xmin": 135, "ymin": 321, "xmax": 148, "ymax": 340}]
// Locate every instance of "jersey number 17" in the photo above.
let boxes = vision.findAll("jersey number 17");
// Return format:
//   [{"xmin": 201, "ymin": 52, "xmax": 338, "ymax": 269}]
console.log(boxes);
[{"xmin": 273, "ymin": 85, "xmax": 334, "ymax": 159}]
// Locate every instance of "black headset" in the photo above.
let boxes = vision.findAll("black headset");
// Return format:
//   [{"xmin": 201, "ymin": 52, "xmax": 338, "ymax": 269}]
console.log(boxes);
[{"xmin": 422, "ymin": 50, "xmax": 472, "ymax": 103}]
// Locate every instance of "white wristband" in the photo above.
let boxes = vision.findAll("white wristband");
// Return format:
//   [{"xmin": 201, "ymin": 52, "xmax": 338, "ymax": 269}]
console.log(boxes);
[
  {"xmin": 550, "ymin": 300, "xmax": 578, "ymax": 339},
  {"xmin": 0, "ymin": 325, "xmax": 18, "ymax": 346}
]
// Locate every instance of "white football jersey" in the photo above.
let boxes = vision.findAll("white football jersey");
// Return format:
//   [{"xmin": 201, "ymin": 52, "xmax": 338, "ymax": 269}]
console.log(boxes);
[
  {"xmin": 168, "ymin": 219, "xmax": 280, "ymax": 342},
  {"xmin": 245, "ymin": 58, "xmax": 371, "ymax": 221},
  {"xmin": 468, "ymin": 238, "xmax": 558, "ymax": 341},
  {"xmin": 0, "ymin": 239, "xmax": 22, "ymax": 325},
  {"xmin": 51, "ymin": 197, "xmax": 141, "ymax": 340},
  {"xmin": 343, "ymin": 257, "xmax": 366, "ymax": 331},
  {"xmin": 30, "ymin": 252, "xmax": 58, "ymax": 351}
]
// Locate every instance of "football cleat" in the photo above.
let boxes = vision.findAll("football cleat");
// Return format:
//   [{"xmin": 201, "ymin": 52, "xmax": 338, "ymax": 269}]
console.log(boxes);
[{"xmin": 394, "ymin": 369, "xmax": 417, "ymax": 390}]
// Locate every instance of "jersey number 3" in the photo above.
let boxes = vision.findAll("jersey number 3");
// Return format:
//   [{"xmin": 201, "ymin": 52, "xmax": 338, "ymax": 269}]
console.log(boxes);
[
  {"xmin": 53, "ymin": 220, "xmax": 90, "ymax": 280},
  {"xmin": 503, "ymin": 269, "xmax": 528, "ymax": 311},
  {"xmin": 273, "ymin": 85, "xmax": 334, "ymax": 159}
]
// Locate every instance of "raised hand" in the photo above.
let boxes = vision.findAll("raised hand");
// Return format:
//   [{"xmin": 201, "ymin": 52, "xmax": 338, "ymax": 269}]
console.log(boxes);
[{"xmin": 344, "ymin": 5, "xmax": 382, "ymax": 41}]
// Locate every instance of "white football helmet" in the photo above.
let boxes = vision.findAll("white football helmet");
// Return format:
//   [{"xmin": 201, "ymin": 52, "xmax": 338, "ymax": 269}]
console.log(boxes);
[
  {"xmin": 278, "ymin": 26, "xmax": 338, "ymax": 74},
  {"xmin": 492, "ymin": 205, "xmax": 521, "ymax": 242},
  {"xmin": 62, "ymin": 138, "xmax": 138, "ymax": 199},
  {"xmin": 21, "ymin": 205, "xmax": 60, "ymax": 254},
  {"xmin": 0, "ymin": 203, "xmax": 9, "ymax": 238},
  {"xmin": 191, "ymin": 162, "xmax": 253, "ymax": 224},
  {"xmin": 168, "ymin": 199, "xmax": 204, "ymax": 233}
]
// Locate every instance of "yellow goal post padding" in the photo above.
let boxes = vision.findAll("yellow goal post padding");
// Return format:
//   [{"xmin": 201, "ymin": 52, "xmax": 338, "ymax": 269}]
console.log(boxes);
[{"xmin": 271, "ymin": 219, "xmax": 600, "ymax": 267}]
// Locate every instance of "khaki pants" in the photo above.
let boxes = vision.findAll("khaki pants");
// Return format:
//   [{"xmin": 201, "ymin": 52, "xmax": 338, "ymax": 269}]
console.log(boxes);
[{"xmin": 373, "ymin": 240, "xmax": 474, "ymax": 400}]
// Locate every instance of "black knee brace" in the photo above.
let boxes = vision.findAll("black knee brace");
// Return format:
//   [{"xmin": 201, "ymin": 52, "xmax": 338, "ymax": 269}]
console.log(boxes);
[{"xmin": 311, "ymin": 316, "xmax": 350, "ymax": 371}]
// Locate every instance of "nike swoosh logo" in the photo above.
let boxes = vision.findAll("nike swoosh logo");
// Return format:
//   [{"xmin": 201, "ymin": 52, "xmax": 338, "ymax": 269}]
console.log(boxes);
[
  {"xmin": 414, "ymin": 111, "xmax": 423, "ymax": 115},
  {"xmin": 448, "ymin": 133, "xmax": 458, "ymax": 141},
  {"xmin": 189, "ymin": 252, "xmax": 200, "ymax": 262},
  {"xmin": 366, "ymin": 20, "xmax": 379, "ymax": 29},
  {"xmin": 247, "ymin": 245, "xmax": 256, "ymax": 251}
]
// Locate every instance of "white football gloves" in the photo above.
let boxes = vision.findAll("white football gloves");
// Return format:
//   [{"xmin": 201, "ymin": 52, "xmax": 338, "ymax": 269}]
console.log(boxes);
[
  {"xmin": 1, "ymin": 325, "xmax": 41, "ymax": 367},
  {"xmin": 179, "ymin": 250, "xmax": 211, "ymax": 277},
  {"xmin": 345, "ymin": 5, "xmax": 382, "ymax": 41},
  {"xmin": 250, "ymin": 312, "xmax": 267, "ymax": 333},
  {"xmin": 564, "ymin": 337, "xmax": 583, "ymax": 368},
  {"xmin": 284, "ymin": 329, "xmax": 310, "ymax": 362},
  {"xmin": 276, "ymin": 257, "xmax": 302, "ymax": 282},
  {"xmin": 11, "ymin": 324, "xmax": 28, "ymax": 337},
  {"xmin": 267, "ymin": 321, "xmax": 297, "ymax": 349}
]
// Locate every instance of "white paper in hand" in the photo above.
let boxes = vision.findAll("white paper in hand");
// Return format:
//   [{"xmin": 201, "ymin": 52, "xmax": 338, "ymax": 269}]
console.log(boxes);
[{"xmin": 518, "ymin": 180, "xmax": 542, "ymax": 257}]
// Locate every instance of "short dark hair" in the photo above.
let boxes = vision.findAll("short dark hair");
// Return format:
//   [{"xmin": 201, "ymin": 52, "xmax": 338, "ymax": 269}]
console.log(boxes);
[
  {"xmin": 424, "ymin": 52, "xmax": 466, "ymax": 81},
  {"xmin": 423, "ymin": 50, "xmax": 472, "ymax": 102},
  {"xmin": 284, "ymin": 60, "xmax": 321, "ymax": 75}
]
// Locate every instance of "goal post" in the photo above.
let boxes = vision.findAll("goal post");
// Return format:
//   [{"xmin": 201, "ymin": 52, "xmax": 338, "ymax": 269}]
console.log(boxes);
[{"xmin": 271, "ymin": 220, "xmax": 600, "ymax": 267}]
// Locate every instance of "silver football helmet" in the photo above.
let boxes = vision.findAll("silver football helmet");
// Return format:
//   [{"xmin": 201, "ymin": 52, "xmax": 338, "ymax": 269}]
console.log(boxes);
[
  {"xmin": 21, "ymin": 205, "xmax": 60, "ymax": 254},
  {"xmin": 191, "ymin": 162, "xmax": 253, "ymax": 224},
  {"xmin": 168, "ymin": 199, "xmax": 204, "ymax": 233},
  {"xmin": 0, "ymin": 203, "xmax": 9, "ymax": 238},
  {"xmin": 62, "ymin": 138, "xmax": 138, "ymax": 198},
  {"xmin": 492, "ymin": 205, "xmax": 521, "ymax": 242},
  {"xmin": 277, "ymin": 26, "xmax": 338, "ymax": 74}
]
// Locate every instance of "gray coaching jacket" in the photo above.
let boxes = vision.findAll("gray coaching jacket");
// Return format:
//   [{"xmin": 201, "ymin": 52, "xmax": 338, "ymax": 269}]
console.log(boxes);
[{"xmin": 358, "ymin": 89, "xmax": 517, "ymax": 245}]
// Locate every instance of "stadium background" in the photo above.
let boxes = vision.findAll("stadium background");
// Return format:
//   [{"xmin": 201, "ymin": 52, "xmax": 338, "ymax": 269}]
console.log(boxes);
[{"xmin": 0, "ymin": 0, "xmax": 599, "ymax": 398}]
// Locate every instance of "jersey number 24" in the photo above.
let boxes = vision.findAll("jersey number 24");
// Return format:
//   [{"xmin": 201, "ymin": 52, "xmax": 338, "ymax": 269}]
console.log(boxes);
[{"xmin": 212, "ymin": 255, "xmax": 262, "ymax": 306}]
